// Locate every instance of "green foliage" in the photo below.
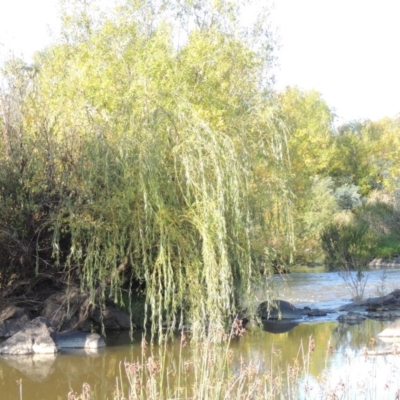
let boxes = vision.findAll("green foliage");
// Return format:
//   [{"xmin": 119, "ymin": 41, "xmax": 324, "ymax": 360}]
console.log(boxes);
[
  {"xmin": 2, "ymin": 0, "xmax": 399, "ymax": 337},
  {"xmin": 0, "ymin": 0, "xmax": 292, "ymax": 340},
  {"xmin": 277, "ymin": 87, "xmax": 334, "ymax": 186},
  {"xmin": 375, "ymin": 234, "xmax": 400, "ymax": 259},
  {"xmin": 334, "ymin": 184, "xmax": 362, "ymax": 211},
  {"xmin": 321, "ymin": 200, "xmax": 400, "ymax": 270},
  {"xmin": 296, "ymin": 177, "xmax": 338, "ymax": 264},
  {"xmin": 330, "ymin": 118, "xmax": 400, "ymax": 196},
  {"xmin": 275, "ymin": 88, "xmax": 337, "ymax": 265},
  {"xmin": 358, "ymin": 200, "xmax": 400, "ymax": 236},
  {"xmin": 321, "ymin": 218, "xmax": 374, "ymax": 270}
]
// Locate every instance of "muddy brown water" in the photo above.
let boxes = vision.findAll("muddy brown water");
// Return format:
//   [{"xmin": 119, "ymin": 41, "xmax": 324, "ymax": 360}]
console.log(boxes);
[{"xmin": 1, "ymin": 269, "xmax": 400, "ymax": 399}]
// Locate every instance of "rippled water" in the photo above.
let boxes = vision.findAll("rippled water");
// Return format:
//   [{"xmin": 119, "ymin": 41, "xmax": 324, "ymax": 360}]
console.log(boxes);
[
  {"xmin": 1, "ymin": 269, "xmax": 400, "ymax": 399},
  {"xmin": 273, "ymin": 268, "xmax": 400, "ymax": 309}
]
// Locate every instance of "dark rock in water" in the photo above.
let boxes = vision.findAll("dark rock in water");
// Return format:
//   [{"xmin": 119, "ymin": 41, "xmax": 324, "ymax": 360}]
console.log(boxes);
[
  {"xmin": 91, "ymin": 306, "xmax": 133, "ymax": 330},
  {"xmin": 338, "ymin": 311, "xmax": 366, "ymax": 325},
  {"xmin": 52, "ymin": 331, "xmax": 105, "ymax": 349},
  {"xmin": 262, "ymin": 320, "xmax": 299, "ymax": 334},
  {"xmin": 367, "ymin": 311, "xmax": 400, "ymax": 321},
  {"xmin": 339, "ymin": 291, "xmax": 400, "ymax": 312},
  {"xmin": 302, "ymin": 307, "xmax": 336, "ymax": 317},
  {"xmin": 0, "ymin": 317, "xmax": 58, "ymax": 355},
  {"xmin": 366, "ymin": 304, "xmax": 387, "ymax": 312},
  {"xmin": 306, "ymin": 309, "xmax": 328, "ymax": 317},
  {"xmin": 258, "ymin": 300, "xmax": 302, "ymax": 320}
]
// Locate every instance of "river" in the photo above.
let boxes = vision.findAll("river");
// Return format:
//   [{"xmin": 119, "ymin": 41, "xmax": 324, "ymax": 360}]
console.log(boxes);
[{"xmin": 1, "ymin": 268, "xmax": 400, "ymax": 399}]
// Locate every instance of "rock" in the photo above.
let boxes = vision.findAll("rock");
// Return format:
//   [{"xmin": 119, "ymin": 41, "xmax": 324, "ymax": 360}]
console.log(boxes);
[
  {"xmin": 41, "ymin": 288, "xmax": 88, "ymax": 331},
  {"xmin": 258, "ymin": 300, "xmax": 302, "ymax": 320},
  {"xmin": 0, "ymin": 317, "xmax": 58, "ymax": 355},
  {"xmin": 339, "ymin": 292, "xmax": 399, "ymax": 312},
  {"xmin": 366, "ymin": 304, "xmax": 387, "ymax": 312},
  {"xmin": 306, "ymin": 309, "xmax": 328, "ymax": 317},
  {"xmin": 91, "ymin": 306, "xmax": 133, "ymax": 330},
  {"xmin": 367, "ymin": 311, "xmax": 400, "ymax": 321},
  {"xmin": 0, "ymin": 316, "xmax": 106, "ymax": 355},
  {"xmin": 298, "ymin": 307, "xmax": 334, "ymax": 317},
  {"xmin": 338, "ymin": 311, "xmax": 367, "ymax": 324},
  {"xmin": 0, "ymin": 306, "xmax": 30, "ymax": 338},
  {"xmin": 339, "ymin": 301, "xmax": 368, "ymax": 312},
  {"xmin": 369, "ymin": 257, "xmax": 400, "ymax": 269},
  {"xmin": 52, "ymin": 331, "xmax": 105, "ymax": 349},
  {"xmin": 380, "ymin": 294, "xmax": 396, "ymax": 305},
  {"xmin": 377, "ymin": 319, "xmax": 400, "ymax": 338}
]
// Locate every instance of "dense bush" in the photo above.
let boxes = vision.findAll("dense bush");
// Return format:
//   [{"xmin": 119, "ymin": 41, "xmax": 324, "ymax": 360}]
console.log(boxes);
[{"xmin": 321, "ymin": 201, "xmax": 400, "ymax": 269}]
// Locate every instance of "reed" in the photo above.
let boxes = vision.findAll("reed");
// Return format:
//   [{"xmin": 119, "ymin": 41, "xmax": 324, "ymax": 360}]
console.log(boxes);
[
  {"xmin": 67, "ymin": 323, "xmax": 330, "ymax": 400},
  {"xmin": 66, "ymin": 325, "xmax": 400, "ymax": 400}
]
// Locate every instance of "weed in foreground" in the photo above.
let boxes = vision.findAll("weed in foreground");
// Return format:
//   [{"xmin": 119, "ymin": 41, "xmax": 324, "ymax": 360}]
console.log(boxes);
[
  {"xmin": 67, "ymin": 322, "xmax": 400, "ymax": 400},
  {"xmin": 67, "ymin": 320, "xmax": 331, "ymax": 400}
]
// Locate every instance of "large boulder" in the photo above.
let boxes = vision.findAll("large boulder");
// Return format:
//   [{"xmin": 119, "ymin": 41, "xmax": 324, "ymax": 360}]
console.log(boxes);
[
  {"xmin": 0, "ymin": 316, "xmax": 106, "ymax": 355},
  {"xmin": 258, "ymin": 300, "xmax": 302, "ymax": 320},
  {"xmin": 41, "ymin": 289, "xmax": 133, "ymax": 332},
  {"xmin": 0, "ymin": 305, "xmax": 30, "ymax": 338},
  {"xmin": 41, "ymin": 288, "xmax": 88, "ymax": 331},
  {"xmin": 0, "ymin": 317, "xmax": 58, "ymax": 355}
]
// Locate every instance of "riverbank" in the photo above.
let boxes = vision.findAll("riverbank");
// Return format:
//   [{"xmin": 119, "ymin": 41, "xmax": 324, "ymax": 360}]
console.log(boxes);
[
  {"xmin": 0, "ymin": 277, "xmax": 134, "ymax": 343},
  {"xmin": 369, "ymin": 256, "xmax": 400, "ymax": 269}
]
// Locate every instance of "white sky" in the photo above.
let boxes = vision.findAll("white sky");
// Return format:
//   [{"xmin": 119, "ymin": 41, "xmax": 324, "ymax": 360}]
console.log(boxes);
[
  {"xmin": 0, "ymin": 0, "xmax": 399, "ymax": 124},
  {"xmin": 272, "ymin": 0, "xmax": 400, "ymax": 124}
]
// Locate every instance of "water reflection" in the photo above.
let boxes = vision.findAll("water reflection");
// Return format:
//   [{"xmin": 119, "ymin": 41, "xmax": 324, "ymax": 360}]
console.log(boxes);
[
  {"xmin": 1, "ymin": 269, "xmax": 400, "ymax": 399},
  {"xmin": 262, "ymin": 320, "xmax": 299, "ymax": 333},
  {"xmin": 1, "ymin": 320, "xmax": 392, "ymax": 400},
  {"xmin": 0, "ymin": 353, "xmax": 56, "ymax": 382},
  {"xmin": 231, "ymin": 319, "xmax": 394, "ymax": 381}
]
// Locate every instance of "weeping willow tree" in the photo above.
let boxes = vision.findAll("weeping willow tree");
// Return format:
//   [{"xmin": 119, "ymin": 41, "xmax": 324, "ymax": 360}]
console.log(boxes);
[{"xmin": 0, "ymin": 0, "xmax": 292, "ymax": 340}]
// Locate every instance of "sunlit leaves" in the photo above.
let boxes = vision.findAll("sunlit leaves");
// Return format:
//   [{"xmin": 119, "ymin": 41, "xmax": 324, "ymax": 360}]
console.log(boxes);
[{"xmin": 0, "ymin": 0, "xmax": 288, "ymax": 340}]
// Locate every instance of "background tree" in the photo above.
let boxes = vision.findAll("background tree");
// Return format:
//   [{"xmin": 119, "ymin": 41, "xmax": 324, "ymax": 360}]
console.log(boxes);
[{"xmin": 275, "ymin": 87, "xmax": 336, "ymax": 264}]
